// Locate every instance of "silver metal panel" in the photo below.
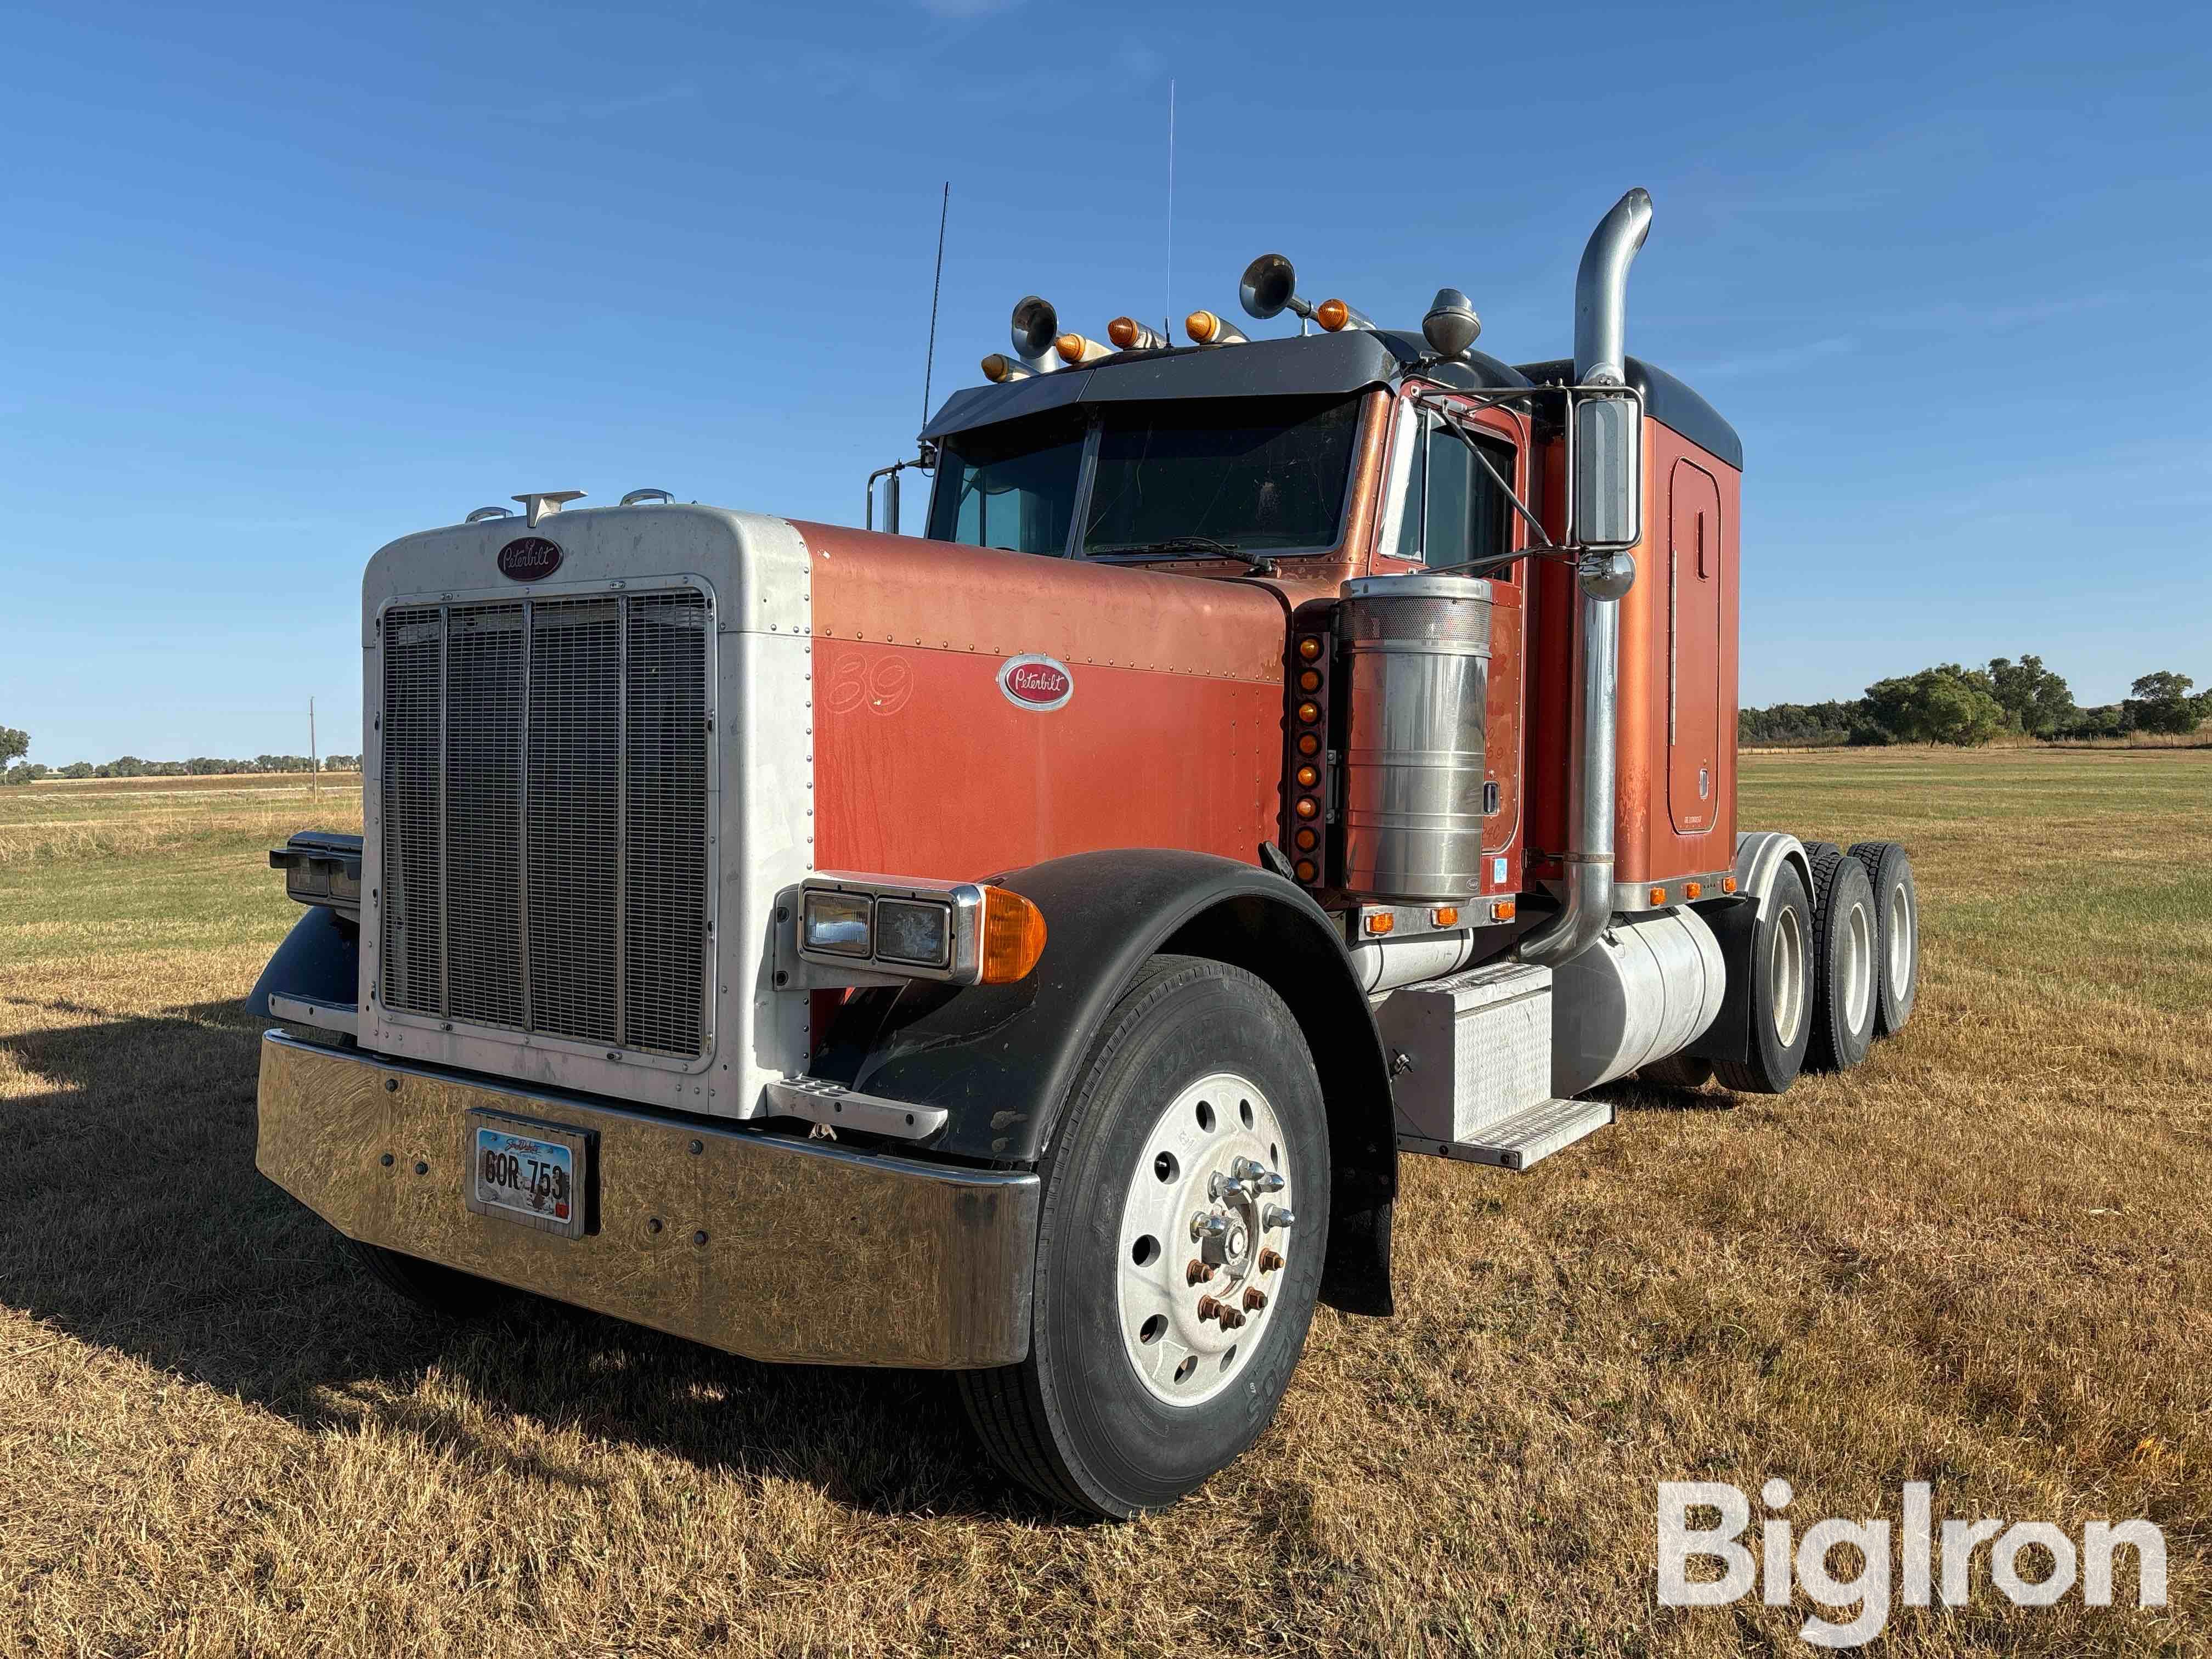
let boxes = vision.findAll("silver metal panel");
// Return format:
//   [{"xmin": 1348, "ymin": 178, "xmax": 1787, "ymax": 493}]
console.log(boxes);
[
  {"xmin": 761, "ymin": 1075, "xmax": 951, "ymax": 1141},
  {"xmin": 1612, "ymin": 869, "xmax": 1734, "ymax": 914},
  {"xmin": 360, "ymin": 504, "xmax": 815, "ymax": 1120},
  {"xmin": 1336, "ymin": 574, "xmax": 1496, "ymax": 901},
  {"xmin": 257, "ymin": 1034, "xmax": 1037, "ymax": 1368},
  {"xmin": 267, "ymin": 993, "xmax": 359, "ymax": 1036},
  {"xmin": 1400, "ymin": 1096, "xmax": 1615, "ymax": 1173},
  {"xmin": 1378, "ymin": 961, "xmax": 1552, "ymax": 1144}
]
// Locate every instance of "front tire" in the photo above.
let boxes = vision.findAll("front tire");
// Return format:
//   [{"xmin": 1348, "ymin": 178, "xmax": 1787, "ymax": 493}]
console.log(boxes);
[
  {"xmin": 958, "ymin": 955, "xmax": 1330, "ymax": 1517},
  {"xmin": 346, "ymin": 1236, "xmax": 500, "ymax": 1318}
]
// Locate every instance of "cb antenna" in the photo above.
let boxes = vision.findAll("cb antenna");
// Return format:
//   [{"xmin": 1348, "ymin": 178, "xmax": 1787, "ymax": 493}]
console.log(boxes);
[
  {"xmin": 1164, "ymin": 80, "xmax": 1176, "ymax": 342},
  {"xmin": 921, "ymin": 181, "xmax": 949, "ymax": 430}
]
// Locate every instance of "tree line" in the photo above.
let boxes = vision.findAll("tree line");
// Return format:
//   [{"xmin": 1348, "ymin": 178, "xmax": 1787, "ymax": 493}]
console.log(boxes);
[
  {"xmin": 1741, "ymin": 659, "xmax": 2209, "ymax": 748},
  {"xmin": 2, "ymin": 743, "xmax": 360, "ymax": 785}
]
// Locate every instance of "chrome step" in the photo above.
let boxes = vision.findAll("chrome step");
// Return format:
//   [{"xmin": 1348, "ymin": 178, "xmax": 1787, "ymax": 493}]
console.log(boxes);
[{"xmin": 1396, "ymin": 1096, "xmax": 1614, "ymax": 1173}]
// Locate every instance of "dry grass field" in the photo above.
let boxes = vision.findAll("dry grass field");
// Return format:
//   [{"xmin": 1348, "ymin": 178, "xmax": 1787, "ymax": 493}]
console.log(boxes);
[{"xmin": 1, "ymin": 750, "xmax": 2206, "ymax": 1657}]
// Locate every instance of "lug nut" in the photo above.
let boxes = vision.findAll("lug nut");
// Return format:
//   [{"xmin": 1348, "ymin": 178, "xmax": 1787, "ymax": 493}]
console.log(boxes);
[
  {"xmin": 1258, "ymin": 1248, "xmax": 1284, "ymax": 1273},
  {"xmin": 1196, "ymin": 1295, "xmax": 1222, "ymax": 1321},
  {"xmin": 1243, "ymin": 1287, "xmax": 1268, "ymax": 1312},
  {"xmin": 1186, "ymin": 1259, "xmax": 1215, "ymax": 1285},
  {"xmin": 1263, "ymin": 1204, "xmax": 1295, "ymax": 1232},
  {"xmin": 1191, "ymin": 1212, "xmax": 1228, "ymax": 1243},
  {"xmin": 1220, "ymin": 1306, "xmax": 1247, "ymax": 1330}
]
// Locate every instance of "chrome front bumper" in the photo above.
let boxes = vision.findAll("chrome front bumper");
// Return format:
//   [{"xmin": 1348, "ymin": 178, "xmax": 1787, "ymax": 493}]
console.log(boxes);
[{"xmin": 255, "ymin": 1032, "xmax": 1040, "ymax": 1367}]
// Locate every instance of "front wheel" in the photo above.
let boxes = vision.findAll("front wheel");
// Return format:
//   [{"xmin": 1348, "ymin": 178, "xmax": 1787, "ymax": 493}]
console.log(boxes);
[{"xmin": 958, "ymin": 955, "xmax": 1330, "ymax": 1517}]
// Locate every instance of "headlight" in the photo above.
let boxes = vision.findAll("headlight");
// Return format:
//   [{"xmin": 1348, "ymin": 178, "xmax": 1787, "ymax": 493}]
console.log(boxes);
[
  {"xmin": 801, "ymin": 890, "xmax": 872, "ymax": 956},
  {"xmin": 874, "ymin": 899, "xmax": 953, "ymax": 968}
]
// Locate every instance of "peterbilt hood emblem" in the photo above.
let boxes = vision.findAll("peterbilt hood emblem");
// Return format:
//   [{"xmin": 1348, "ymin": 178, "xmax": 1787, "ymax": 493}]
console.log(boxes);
[
  {"xmin": 997, "ymin": 654, "xmax": 1074, "ymax": 711},
  {"xmin": 497, "ymin": 537, "xmax": 564, "ymax": 582}
]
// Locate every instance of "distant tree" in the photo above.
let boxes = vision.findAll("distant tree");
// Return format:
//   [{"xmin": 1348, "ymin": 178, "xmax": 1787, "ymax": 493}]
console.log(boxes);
[
  {"xmin": 99, "ymin": 756, "xmax": 146, "ymax": 778},
  {"xmin": 323, "ymin": 754, "xmax": 360, "ymax": 771},
  {"xmin": 58, "ymin": 761, "xmax": 94, "ymax": 779},
  {"xmin": 1985, "ymin": 655, "xmax": 2078, "ymax": 735},
  {"xmin": 2125, "ymin": 671, "xmax": 2202, "ymax": 735},
  {"xmin": 3, "ymin": 763, "xmax": 50, "ymax": 785},
  {"xmin": 1861, "ymin": 664, "xmax": 2007, "ymax": 746},
  {"xmin": 1739, "ymin": 699, "xmax": 1866, "ymax": 747},
  {"xmin": 0, "ymin": 727, "xmax": 26, "ymax": 769}
]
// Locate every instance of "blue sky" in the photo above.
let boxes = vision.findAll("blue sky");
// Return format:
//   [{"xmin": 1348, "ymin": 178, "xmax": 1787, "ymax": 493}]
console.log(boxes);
[{"xmin": 3, "ymin": 0, "xmax": 2208, "ymax": 764}]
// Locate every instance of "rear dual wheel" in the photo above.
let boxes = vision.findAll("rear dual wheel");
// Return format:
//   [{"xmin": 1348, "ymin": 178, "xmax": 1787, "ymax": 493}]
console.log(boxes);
[
  {"xmin": 958, "ymin": 955, "xmax": 1328, "ymax": 1518},
  {"xmin": 1849, "ymin": 840, "xmax": 1920, "ymax": 1035},
  {"xmin": 1804, "ymin": 843, "xmax": 1877, "ymax": 1073}
]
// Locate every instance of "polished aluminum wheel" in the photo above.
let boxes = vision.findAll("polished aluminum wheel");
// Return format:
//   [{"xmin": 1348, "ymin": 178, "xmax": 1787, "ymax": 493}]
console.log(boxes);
[
  {"xmin": 1116, "ymin": 1071, "xmax": 1295, "ymax": 1407},
  {"xmin": 1887, "ymin": 882, "xmax": 1916, "ymax": 1002},
  {"xmin": 1770, "ymin": 901, "xmax": 1807, "ymax": 1048},
  {"xmin": 1841, "ymin": 893, "xmax": 1874, "ymax": 1034}
]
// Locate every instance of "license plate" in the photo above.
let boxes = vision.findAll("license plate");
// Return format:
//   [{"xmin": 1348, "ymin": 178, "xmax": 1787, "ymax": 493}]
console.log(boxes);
[{"xmin": 463, "ymin": 1110, "xmax": 590, "ymax": 1239}]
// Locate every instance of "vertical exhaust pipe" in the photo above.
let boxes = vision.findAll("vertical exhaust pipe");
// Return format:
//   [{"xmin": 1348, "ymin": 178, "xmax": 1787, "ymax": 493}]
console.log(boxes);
[{"xmin": 1520, "ymin": 188, "xmax": 1652, "ymax": 970}]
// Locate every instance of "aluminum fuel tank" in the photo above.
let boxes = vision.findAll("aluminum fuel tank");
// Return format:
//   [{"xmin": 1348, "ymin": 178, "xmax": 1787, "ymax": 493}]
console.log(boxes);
[{"xmin": 1338, "ymin": 573, "xmax": 1496, "ymax": 901}]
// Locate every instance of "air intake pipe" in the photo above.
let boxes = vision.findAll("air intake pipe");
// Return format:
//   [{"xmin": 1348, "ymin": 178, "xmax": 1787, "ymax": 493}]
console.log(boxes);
[{"xmin": 1519, "ymin": 188, "xmax": 1652, "ymax": 970}]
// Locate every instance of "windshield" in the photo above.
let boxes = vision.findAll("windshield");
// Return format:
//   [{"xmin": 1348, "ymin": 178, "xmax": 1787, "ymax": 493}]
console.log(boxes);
[
  {"xmin": 925, "ymin": 409, "xmax": 1085, "ymax": 554},
  {"xmin": 926, "ymin": 393, "xmax": 1363, "ymax": 560}
]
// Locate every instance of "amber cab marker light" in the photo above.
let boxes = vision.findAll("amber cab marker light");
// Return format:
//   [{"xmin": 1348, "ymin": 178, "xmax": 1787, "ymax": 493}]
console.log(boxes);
[
  {"xmin": 1294, "ymin": 797, "xmax": 1319, "ymax": 820},
  {"xmin": 1294, "ymin": 827, "xmax": 1317, "ymax": 851},
  {"xmin": 1684, "ymin": 881, "xmax": 1703, "ymax": 900},
  {"xmin": 1432, "ymin": 906, "xmax": 1459, "ymax": 928},
  {"xmin": 1722, "ymin": 876, "xmax": 1739, "ymax": 894},
  {"xmin": 1649, "ymin": 886, "xmax": 1667, "ymax": 907},
  {"xmin": 1297, "ymin": 637, "xmax": 1323, "ymax": 662},
  {"xmin": 1186, "ymin": 309, "xmax": 1221, "ymax": 343},
  {"xmin": 1315, "ymin": 297, "xmax": 1350, "ymax": 332},
  {"xmin": 1491, "ymin": 899, "xmax": 1517, "ymax": 922},
  {"xmin": 1364, "ymin": 913, "xmax": 1395, "ymax": 936},
  {"xmin": 980, "ymin": 353, "xmax": 1016, "ymax": 383},
  {"xmin": 1107, "ymin": 316, "xmax": 1141, "ymax": 349},
  {"xmin": 1296, "ymin": 701, "xmax": 1321, "ymax": 724},
  {"xmin": 1296, "ymin": 733, "xmax": 1321, "ymax": 757},
  {"xmin": 1299, "ymin": 669, "xmax": 1322, "ymax": 692},
  {"xmin": 1293, "ymin": 860, "xmax": 1317, "ymax": 883},
  {"xmin": 1296, "ymin": 765, "xmax": 1319, "ymax": 788},
  {"xmin": 978, "ymin": 887, "xmax": 1047, "ymax": 983}
]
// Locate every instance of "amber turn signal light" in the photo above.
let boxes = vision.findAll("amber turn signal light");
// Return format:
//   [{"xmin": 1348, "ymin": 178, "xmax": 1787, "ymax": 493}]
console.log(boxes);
[
  {"xmin": 978, "ymin": 886, "xmax": 1047, "ymax": 983},
  {"xmin": 1299, "ymin": 669, "xmax": 1321, "ymax": 693},
  {"xmin": 1363, "ymin": 913, "xmax": 1394, "ymax": 935},
  {"xmin": 1684, "ymin": 881, "xmax": 1702, "ymax": 900},
  {"xmin": 1432, "ymin": 906, "xmax": 1459, "ymax": 928},
  {"xmin": 1649, "ymin": 886, "xmax": 1667, "ymax": 907},
  {"xmin": 1294, "ymin": 797, "xmax": 1319, "ymax": 820},
  {"xmin": 1722, "ymin": 876, "xmax": 1738, "ymax": 894},
  {"xmin": 1491, "ymin": 898, "xmax": 1516, "ymax": 922}
]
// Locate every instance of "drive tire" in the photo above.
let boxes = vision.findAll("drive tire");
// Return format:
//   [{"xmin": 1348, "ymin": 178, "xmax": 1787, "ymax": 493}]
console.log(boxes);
[
  {"xmin": 1639, "ymin": 1054, "xmax": 1715, "ymax": 1089},
  {"xmin": 1848, "ymin": 840, "xmax": 1920, "ymax": 1035},
  {"xmin": 958, "ymin": 955, "xmax": 1330, "ymax": 1519},
  {"xmin": 347, "ymin": 1236, "xmax": 499, "ymax": 1318},
  {"xmin": 1804, "ymin": 843, "xmax": 1877, "ymax": 1073},
  {"xmin": 1713, "ymin": 858, "xmax": 1814, "ymax": 1095}
]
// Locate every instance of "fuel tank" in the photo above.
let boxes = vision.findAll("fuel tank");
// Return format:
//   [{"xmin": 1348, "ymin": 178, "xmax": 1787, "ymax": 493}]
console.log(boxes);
[
  {"xmin": 1548, "ymin": 904, "xmax": 1725, "ymax": 1095},
  {"xmin": 794, "ymin": 522, "xmax": 1290, "ymax": 880}
]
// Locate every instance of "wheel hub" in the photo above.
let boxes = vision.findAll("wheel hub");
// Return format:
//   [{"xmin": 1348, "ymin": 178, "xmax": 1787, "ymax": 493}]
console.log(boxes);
[{"xmin": 1118, "ymin": 1073, "xmax": 1295, "ymax": 1405}]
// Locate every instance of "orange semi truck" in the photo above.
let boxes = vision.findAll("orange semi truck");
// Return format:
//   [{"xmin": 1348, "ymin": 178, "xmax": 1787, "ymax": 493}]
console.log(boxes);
[{"xmin": 251, "ymin": 190, "xmax": 1920, "ymax": 1516}]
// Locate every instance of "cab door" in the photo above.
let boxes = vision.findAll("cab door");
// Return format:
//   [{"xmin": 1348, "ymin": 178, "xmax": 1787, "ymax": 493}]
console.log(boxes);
[{"xmin": 1667, "ymin": 459, "xmax": 1723, "ymax": 836}]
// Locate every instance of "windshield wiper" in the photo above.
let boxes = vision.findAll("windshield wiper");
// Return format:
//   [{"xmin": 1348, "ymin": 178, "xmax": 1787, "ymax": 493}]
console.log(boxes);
[{"xmin": 1090, "ymin": 535, "xmax": 1278, "ymax": 574}]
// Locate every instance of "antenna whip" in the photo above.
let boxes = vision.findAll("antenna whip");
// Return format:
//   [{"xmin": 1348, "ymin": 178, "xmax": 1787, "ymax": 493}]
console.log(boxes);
[{"xmin": 922, "ymin": 182, "xmax": 949, "ymax": 430}]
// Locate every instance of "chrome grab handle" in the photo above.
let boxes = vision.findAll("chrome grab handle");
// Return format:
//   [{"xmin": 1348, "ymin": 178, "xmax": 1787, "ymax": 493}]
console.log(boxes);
[
  {"xmin": 464, "ymin": 506, "xmax": 515, "ymax": 523},
  {"xmin": 620, "ymin": 488, "xmax": 674, "ymax": 506}
]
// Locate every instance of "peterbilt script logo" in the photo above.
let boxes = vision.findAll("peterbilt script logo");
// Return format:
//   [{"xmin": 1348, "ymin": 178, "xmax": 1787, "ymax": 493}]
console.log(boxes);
[
  {"xmin": 496, "ymin": 537, "xmax": 564, "ymax": 582},
  {"xmin": 997, "ymin": 654, "xmax": 1074, "ymax": 712}
]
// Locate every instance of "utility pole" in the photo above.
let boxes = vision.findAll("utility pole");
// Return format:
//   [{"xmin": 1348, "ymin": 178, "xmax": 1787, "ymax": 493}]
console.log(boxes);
[{"xmin": 309, "ymin": 696, "xmax": 318, "ymax": 799}]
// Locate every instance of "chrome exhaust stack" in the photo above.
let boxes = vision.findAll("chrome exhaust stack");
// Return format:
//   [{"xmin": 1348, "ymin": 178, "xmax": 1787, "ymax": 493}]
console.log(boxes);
[{"xmin": 1520, "ymin": 188, "xmax": 1652, "ymax": 970}]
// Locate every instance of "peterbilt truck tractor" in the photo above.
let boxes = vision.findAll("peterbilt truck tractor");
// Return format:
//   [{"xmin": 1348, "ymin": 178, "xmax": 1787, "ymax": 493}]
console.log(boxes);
[{"xmin": 251, "ymin": 188, "xmax": 1921, "ymax": 1517}]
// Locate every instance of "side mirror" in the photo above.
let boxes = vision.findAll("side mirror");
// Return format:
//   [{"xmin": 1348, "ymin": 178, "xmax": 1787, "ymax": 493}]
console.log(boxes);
[{"xmin": 1568, "ymin": 390, "xmax": 1643, "ymax": 551}]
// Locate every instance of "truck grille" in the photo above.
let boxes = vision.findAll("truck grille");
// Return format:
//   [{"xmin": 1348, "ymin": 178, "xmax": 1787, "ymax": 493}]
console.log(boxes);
[{"xmin": 379, "ymin": 591, "xmax": 711, "ymax": 1058}]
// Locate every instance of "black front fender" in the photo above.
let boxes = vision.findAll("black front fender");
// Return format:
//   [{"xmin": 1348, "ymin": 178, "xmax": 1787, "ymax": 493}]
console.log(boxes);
[{"xmin": 814, "ymin": 849, "xmax": 1398, "ymax": 1315}]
